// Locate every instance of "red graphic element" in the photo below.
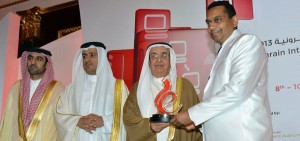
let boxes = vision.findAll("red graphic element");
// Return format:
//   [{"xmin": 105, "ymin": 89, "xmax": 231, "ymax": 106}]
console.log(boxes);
[
  {"xmin": 134, "ymin": 9, "xmax": 170, "ymax": 35},
  {"xmin": 134, "ymin": 9, "xmax": 171, "ymax": 82},
  {"xmin": 133, "ymin": 9, "xmax": 214, "ymax": 98},
  {"xmin": 154, "ymin": 77, "xmax": 177, "ymax": 114},
  {"xmin": 109, "ymin": 9, "xmax": 214, "ymax": 99},
  {"xmin": 206, "ymin": 0, "xmax": 253, "ymax": 20},
  {"xmin": 107, "ymin": 49, "xmax": 134, "ymax": 90},
  {"xmin": 232, "ymin": 0, "xmax": 253, "ymax": 20}
]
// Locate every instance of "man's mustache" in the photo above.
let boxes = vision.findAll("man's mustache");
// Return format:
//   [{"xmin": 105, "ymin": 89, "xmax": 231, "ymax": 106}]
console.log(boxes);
[
  {"xmin": 29, "ymin": 64, "xmax": 37, "ymax": 68},
  {"xmin": 211, "ymin": 28, "xmax": 221, "ymax": 34},
  {"xmin": 85, "ymin": 62, "xmax": 93, "ymax": 66}
]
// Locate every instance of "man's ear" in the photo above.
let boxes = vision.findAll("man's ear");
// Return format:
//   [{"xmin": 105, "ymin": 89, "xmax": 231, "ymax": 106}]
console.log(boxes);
[{"xmin": 231, "ymin": 15, "xmax": 238, "ymax": 28}]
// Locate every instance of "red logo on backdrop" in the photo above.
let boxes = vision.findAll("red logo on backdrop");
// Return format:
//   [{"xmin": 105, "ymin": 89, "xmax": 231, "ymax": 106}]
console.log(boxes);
[
  {"xmin": 108, "ymin": 1, "xmax": 254, "ymax": 100},
  {"xmin": 206, "ymin": 0, "xmax": 253, "ymax": 20},
  {"xmin": 133, "ymin": 9, "xmax": 214, "ymax": 98},
  {"xmin": 108, "ymin": 50, "xmax": 134, "ymax": 90},
  {"xmin": 109, "ymin": 8, "xmax": 219, "ymax": 98}
]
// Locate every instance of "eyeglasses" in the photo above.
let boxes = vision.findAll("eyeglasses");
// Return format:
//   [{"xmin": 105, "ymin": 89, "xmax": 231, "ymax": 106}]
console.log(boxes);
[{"xmin": 149, "ymin": 52, "xmax": 170, "ymax": 60}]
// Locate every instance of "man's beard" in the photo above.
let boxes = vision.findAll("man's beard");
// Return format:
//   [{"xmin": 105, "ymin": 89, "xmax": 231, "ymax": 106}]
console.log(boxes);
[{"xmin": 28, "ymin": 65, "xmax": 46, "ymax": 75}]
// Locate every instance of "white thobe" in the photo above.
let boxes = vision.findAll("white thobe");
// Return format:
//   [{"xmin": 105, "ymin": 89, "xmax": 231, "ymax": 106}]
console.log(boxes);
[
  {"xmin": 29, "ymin": 79, "xmax": 41, "ymax": 101},
  {"xmin": 78, "ymin": 75, "xmax": 98, "ymax": 140},
  {"xmin": 55, "ymin": 75, "xmax": 113, "ymax": 141}
]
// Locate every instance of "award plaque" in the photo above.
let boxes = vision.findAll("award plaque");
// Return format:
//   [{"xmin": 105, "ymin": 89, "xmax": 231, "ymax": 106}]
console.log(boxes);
[{"xmin": 150, "ymin": 77, "xmax": 181, "ymax": 123}]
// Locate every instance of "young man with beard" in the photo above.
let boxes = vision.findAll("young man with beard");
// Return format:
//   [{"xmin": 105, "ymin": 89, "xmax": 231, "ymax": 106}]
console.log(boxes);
[{"xmin": 0, "ymin": 48, "xmax": 65, "ymax": 141}]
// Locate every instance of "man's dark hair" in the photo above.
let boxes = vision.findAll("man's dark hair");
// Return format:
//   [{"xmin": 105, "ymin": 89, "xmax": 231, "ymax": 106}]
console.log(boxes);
[{"xmin": 208, "ymin": 1, "xmax": 236, "ymax": 18}]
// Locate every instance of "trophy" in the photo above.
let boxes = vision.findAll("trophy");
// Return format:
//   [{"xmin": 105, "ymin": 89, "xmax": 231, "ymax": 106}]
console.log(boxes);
[{"xmin": 150, "ymin": 77, "xmax": 182, "ymax": 123}]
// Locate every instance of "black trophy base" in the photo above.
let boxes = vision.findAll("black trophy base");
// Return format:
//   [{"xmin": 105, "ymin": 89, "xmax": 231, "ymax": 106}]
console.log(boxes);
[{"xmin": 150, "ymin": 114, "xmax": 174, "ymax": 123}]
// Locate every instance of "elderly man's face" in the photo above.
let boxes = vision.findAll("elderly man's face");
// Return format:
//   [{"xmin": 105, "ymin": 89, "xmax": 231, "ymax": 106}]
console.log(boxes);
[
  {"xmin": 149, "ymin": 46, "xmax": 171, "ymax": 78},
  {"xmin": 82, "ymin": 48, "xmax": 98, "ymax": 75}
]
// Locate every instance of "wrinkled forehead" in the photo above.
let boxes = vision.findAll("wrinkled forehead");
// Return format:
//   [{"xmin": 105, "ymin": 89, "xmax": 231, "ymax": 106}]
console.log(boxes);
[{"xmin": 149, "ymin": 46, "xmax": 170, "ymax": 54}]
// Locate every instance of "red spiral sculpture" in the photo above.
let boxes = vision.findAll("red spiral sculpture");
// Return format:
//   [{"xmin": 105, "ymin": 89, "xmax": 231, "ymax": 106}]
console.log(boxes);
[{"xmin": 154, "ymin": 77, "xmax": 177, "ymax": 114}]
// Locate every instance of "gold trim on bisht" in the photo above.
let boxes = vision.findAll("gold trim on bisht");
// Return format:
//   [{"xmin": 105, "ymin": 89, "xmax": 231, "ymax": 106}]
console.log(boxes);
[
  {"xmin": 18, "ymin": 80, "xmax": 27, "ymax": 141},
  {"xmin": 110, "ymin": 79, "xmax": 123, "ymax": 141},
  {"xmin": 18, "ymin": 80, "xmax": 58, "ymax": 141},
  {"xmin": 167, "ymin": 77, "xmax": 182, "ymax": 141}
]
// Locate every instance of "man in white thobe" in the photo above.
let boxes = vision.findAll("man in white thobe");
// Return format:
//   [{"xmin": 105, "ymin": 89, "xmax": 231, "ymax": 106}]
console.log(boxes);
[{"xmin": 55, "ymin": 42, "xmax": 128, "ymax": 141}]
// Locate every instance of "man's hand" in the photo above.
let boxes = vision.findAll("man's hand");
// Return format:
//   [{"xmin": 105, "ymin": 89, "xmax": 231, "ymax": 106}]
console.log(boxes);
[
  {"xmin": 184, "ymin": 122, "xmax": 196, "ymax": 131},
  {"xmin": 86, "ymin": 114, "xmax": 104, "ymax": 128},
  {"xmin": 150, "ymin": 122, "xmax": 169, "ymax": 133},
  {"xmin": 76, "ymin": 113, "xmax": 104, "ymax": 134},
  {"xmin": 170, "ymin": 110, "xmax": 195, "ymax": 130},
  {"xmin": 77, "ymin": 116, "xmax": 95, "ymax": 134}
]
